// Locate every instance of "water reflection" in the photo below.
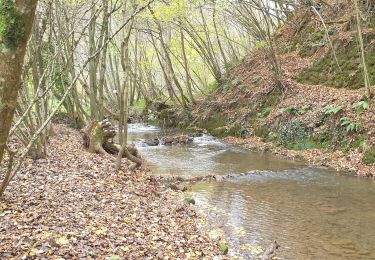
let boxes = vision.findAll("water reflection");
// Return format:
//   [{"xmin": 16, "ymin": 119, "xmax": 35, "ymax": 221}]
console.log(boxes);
[{"xmin": 128, "ymin": 124, "xmax": 375, "ymax": 259}]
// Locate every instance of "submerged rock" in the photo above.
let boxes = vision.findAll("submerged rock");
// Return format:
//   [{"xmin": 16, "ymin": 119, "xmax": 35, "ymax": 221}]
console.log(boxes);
[
  {"xmin": 169, "ymin": 183, "xmax": 189, "ymax": 192},
  {"xmin": 144, "ymin": 138, "xmax": 160, "ymax": 146},
  {"xmin": 161, "ymin": 135, "xmax": 193, "ymax": 145},
  {"xmin": 185, "ymin": 197, "xmax": 195, "ymax": 204}
]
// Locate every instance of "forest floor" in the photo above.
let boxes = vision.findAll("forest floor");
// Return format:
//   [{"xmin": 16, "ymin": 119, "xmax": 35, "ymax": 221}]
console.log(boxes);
[{"xmin": 0, "ymin": 124, "xmax": 223, "ymax": 259}]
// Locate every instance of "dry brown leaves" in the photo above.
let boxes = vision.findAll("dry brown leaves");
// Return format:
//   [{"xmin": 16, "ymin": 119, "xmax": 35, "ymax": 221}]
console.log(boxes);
[{"xmin": 0, "ymin": 124, "xmax": 221, "ymax": 259}]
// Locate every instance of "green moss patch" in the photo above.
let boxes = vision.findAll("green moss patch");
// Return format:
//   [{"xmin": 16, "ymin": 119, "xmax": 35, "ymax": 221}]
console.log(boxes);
[
  {"xmin": 298, "ymin": 35, "xmax": 375, "ymax": 90},
  {"xmin": 363, "ymin": 146, "xmax": 375, "ymax": 165},
  {"xmin": 0, "ymin": 0, "xmax": 25, "ymax": 50}
]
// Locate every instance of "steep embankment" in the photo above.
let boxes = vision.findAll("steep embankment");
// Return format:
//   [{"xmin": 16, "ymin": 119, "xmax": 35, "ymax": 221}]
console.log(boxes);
[{"xmin": 189, "ymin": 1, "xmax": 375, "ymax": 177}]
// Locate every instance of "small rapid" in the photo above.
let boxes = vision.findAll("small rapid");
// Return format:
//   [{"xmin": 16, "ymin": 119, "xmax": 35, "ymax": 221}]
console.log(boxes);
[{"xmin": 128, "ymin": 123, "xmax": 375, "ymax": 259}]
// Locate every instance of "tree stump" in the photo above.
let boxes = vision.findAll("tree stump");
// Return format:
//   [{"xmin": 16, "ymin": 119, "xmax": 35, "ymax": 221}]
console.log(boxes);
[{"xmin": 81, "ymin": 119, "xmax": 141, "ymax": 169}]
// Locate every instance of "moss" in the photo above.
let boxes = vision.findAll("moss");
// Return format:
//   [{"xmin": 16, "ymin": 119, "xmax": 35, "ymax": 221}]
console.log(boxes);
[
  {"xmin": 253, "ymin": 126, "xmax": 270, "ymax": 139},
  {"xmin": 219, "ymin": 242, "xmax": 229, "ymax": 255},
  {"xmin": 298, "ymin": 35, "xmax": 375, "ymax": 90},
  {"xmin": 92, "ymin": 126, "xmax": 105, "ymax": 144},
  {"xmin": 340, "ymin": 135, "xmax": 367, "ymax": 152},
  {"xmin": 211, "ymin": 123, "xmax": 241, "ymax": 138},
  {"xmin": 199, "ymin": 114, "xmax": 227, "ymax": 132},
  {"xmin": 363, "ymin": 146, "xmax": 375, "ymax": 165},
  {"xmin": 296, "ymin": 28, "xmax": 327, "ymax": 58},
  {"xmin": 0, "ymin": 0, "xmax": 25, "ymax": 50},
  {"xmin": 185, "ymin": 197, "xmax": 195, "ymax": 204}
]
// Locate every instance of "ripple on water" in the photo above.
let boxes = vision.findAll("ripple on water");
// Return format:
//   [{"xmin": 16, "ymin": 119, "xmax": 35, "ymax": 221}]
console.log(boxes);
[{"xmin": 127, "ymin": 124, "xmax": 375, "ymax": 259}]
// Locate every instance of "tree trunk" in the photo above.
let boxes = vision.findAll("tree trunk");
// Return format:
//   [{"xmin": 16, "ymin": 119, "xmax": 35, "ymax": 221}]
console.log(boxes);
[{"xmin": 0, "ymin": 0, "xmax": 39, "ymax": 166}]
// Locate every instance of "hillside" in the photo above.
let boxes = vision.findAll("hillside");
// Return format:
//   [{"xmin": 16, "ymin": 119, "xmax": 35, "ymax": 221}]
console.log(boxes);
[{"xmin": 185, "ymin": 0, "xmax": 375, "ymax": 177}]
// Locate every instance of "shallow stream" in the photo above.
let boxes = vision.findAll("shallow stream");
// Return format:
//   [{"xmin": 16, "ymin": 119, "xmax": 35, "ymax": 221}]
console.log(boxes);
[{"xmin": 128, "ymin": 123, "xmax": 375, "ymax": 259}]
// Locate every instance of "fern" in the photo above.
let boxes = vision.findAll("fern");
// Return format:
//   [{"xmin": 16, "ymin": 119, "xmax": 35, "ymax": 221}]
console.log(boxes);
[
  {"xmin": 353, "ymin": 100, "xmax": 369, "ymax": 113},
  {"xmin": 324, "ymin": 105, "xmax": 343, "ymax": 115},
  {"xmin": 340, "ymin": 117, "xmax": 360, "ymax": 133}
]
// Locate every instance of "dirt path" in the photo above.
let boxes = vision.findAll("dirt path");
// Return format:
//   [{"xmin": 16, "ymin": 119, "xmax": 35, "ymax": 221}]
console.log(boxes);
[{"xmin": 0, "ymin": 124, "xmax": 221, "ymax": 259}]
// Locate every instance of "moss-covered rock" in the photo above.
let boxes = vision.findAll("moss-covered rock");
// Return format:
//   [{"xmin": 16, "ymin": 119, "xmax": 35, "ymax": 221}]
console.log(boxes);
[
  {"xmin": 185, "ymin": 197, "xmax": 195, "ymax": 204},
  {"xmin": 219, "ymin": 242, "xmax": 229, "ymax": 255}
]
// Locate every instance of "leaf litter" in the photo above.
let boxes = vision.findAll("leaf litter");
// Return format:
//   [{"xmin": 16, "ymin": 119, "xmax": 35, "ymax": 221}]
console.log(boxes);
[{"xmin": 0, "ymin": 124, "xmax": 223, "ymax": 259}]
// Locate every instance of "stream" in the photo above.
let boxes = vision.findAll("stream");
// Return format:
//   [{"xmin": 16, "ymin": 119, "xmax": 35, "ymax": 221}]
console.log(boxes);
[{"xmin": 128, "ymin": 123, "xmax": 375, "ymax": 259}]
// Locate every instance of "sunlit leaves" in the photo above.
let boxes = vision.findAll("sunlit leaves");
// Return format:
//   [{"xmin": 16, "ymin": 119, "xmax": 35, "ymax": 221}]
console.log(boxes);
[
  {"xmin": 55, "ymin": 236, "xmax": 70, "ymax": 246},
  {"xmin": 152, "ymin": 0, "xmax": 189, "ymax": 22}
]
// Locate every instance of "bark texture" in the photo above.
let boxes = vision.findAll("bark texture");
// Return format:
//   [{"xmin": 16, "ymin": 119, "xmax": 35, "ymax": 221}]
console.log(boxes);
[
  {"xmin": 0, "ymin": 0, "xmax": 39, "ymax": 165},
  {"xmin": 82, "ymin": 119, "xmax": 141, "ymax": 170}
]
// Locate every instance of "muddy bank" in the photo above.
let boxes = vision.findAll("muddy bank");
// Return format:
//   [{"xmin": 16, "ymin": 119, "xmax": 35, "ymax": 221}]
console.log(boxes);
[{"xmin": 0, "ymin": 124, "xmax": 223, "ymax": 258}]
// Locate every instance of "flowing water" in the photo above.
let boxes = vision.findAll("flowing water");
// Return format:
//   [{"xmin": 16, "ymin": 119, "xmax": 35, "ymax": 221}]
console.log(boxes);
[{"xmin": 128, "ymin": 123, "xmax": 375, "ymax": 259}]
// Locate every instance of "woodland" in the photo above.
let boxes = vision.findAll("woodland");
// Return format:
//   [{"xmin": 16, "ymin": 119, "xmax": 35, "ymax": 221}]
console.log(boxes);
[{"xmin": 1, "ymin": 0, "xmax": 375, "ymax": 258}]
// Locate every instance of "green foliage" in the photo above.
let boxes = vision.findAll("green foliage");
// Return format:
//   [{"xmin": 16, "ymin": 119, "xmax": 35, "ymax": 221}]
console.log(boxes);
[
  {"xmin": 340, "ymin": 134, "xmax": 367, "ymax": 152},
  {"xmin": 253, "ymin": 126, "xmax": 270, "ymax": 139},
  {"xmin": 278, "ymin": 120, "xmax": 307, "ymax": 146},
  {"xmin": 353, "ymin": 100, "xmax": 369, "ymax": 113},
  {"xmin": 134, "ymin": 99, "xmax": 146, "ymax": 109},
  {"xmin": 340, "ymin": 117, "xmax": 360, "ymax": 133},
  {"xmin": 363, "ymin": 146, "xmax": 375, "ymax": 165},
  {"xmin": 279, "ymin": 105, "xmax": 310, "ymax": 115},
  {"xmin": 199, "ymin": 114, "xmax": 226, "ymax": 132},
  {"xmin": 257, "ymin": 107, "xmax": 272, "ymax": 118},
  {"xmin": 207, "ymin": 80, "xmax": 219, "ymax": 93},
  {"xmin": 183, "ymin": 106, "xmax": 193, "ymax": 121},
  {"xmin": 254, "ymin": 40, "xmax": 269, "ymax": 50},
  {"xmin": 324, "ymin": 105, "xmax": 343, "ymax": 116},
  {"xmin": 240, "ymin": 128, "xmax": 249, "ymax": 138},
  {"xmin": 276, "ymin": 120, "xmax": 321, "ymax": 150},
  {"xmin": 222, "ymin": 83, "xmax": 231, "ymax": 93},
  {"xmin": 297, "ymin": 28, "xmax": 326, "ymax": 58},
  {"xmin": 53, "ymin": 65, "xmax": 70, "ymax": 100},
  {"xmin": 0, "ymin": 0, "xmax": 25, "ymax": 50},
  {"xmin": 211, "ymin": 123, "xmax": 241, "ymax": 138}
]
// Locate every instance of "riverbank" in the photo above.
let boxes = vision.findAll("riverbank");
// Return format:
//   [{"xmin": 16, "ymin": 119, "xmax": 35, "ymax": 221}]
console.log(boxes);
[
  {"xmin": 0, "ymin": 124, "xmax": 222, "ymax": 258},
  {"xmin": 225, "ymin": 135, "xmax": 371, "ymax": 177},
  {"xmin": 163, "ymin": 1, "xmax": 375, "ymax": 178}
]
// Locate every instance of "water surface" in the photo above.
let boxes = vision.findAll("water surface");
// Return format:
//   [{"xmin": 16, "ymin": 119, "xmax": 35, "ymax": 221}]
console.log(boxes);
[{"xmin": 128, "ymin": 123, "xmax": 375, "ymax": 259}]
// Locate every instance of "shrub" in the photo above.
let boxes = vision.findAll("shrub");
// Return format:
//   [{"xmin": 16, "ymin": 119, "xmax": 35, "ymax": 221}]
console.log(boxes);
[{"xmin": 278, "ymin": 119, "xmax": 308, "ymax": 146}]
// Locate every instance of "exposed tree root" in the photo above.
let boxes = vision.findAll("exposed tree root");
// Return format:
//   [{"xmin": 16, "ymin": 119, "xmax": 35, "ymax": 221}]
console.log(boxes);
[{"xmin": 81, "ymin": 119, "xmax": 141, "ymax": 170}]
